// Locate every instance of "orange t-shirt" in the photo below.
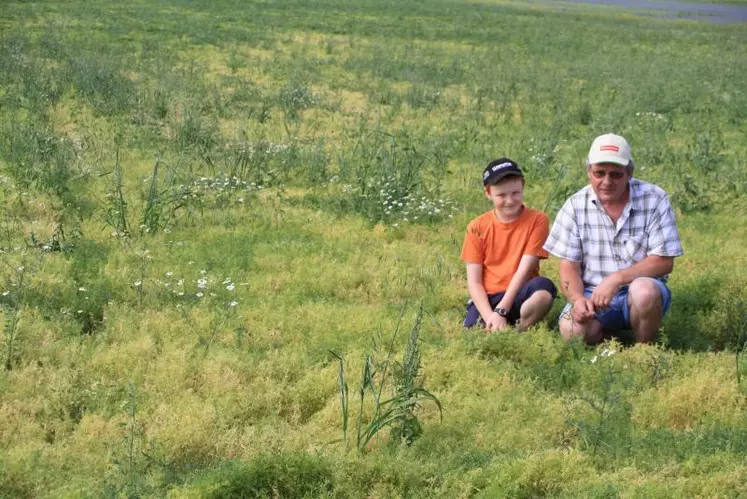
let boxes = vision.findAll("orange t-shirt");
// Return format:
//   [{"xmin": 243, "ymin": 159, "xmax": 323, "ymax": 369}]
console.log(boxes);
[{"xmin": 460, "ymin": 207, "xmax": 550, "ymax": 294}]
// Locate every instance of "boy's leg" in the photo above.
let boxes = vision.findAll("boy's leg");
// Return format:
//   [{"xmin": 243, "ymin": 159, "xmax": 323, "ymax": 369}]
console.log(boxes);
[
  {"xmin": 514, "ymin": 277, "xmax": 557, "ymax": 332},
  {"xmin": 518, "ymin": 290, "xmax": 554, "ymax": 332},
  {"xmin": 463, "ymin": 292, "xmax": 506, "ymax": 327},
  {"xmin": 624, "ymin": 278, "xmax": 671, "ymax": 343}
]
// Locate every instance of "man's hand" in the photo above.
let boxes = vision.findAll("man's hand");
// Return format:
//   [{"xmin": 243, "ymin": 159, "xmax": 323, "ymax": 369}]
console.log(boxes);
[
  {"xmin": 485, "ymin": 312, "xmax": 509, "ymax": 332},
  {"xmin": 591, "ymin": 274, "xmax": 622, "ymax": 309},
  {"xmin": 570, "ymin": 298, "xmax": 595, "ymax": 323}
]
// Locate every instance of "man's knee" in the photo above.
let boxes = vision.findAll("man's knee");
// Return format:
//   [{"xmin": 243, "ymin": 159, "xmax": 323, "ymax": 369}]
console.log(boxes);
[
  {"xmin": 558, "ymin": 317, "xmax": 578, "ymax": 340},
  {"xmin": 559, "ymin": 316, "xmax": 587, "ymax": 340},
  {"xmin": 628, "ymin": 279, "xmax": 662, "ymax": 312},
  {"xmin": 559, "ymin": 316, "xmax": 603, "ymax": 344}
]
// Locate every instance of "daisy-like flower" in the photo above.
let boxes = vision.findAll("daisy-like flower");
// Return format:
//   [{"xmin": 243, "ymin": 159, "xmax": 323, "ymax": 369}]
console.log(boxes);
[
  {"xmin": 230, "ymin": 300, "xmax": 238, "ymax": 307},
  {"xmin": 226, "ymin": 283, "xmax": 235, "ymax": 291},
  {"xmin": 196, "ymin": 292, "xmax": 203, "ymax": 298}
]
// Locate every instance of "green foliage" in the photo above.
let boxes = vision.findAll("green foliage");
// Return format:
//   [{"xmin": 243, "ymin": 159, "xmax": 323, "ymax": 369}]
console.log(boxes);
[
  {"xmin": 567, "ymin": 350, "xmax": 634, "ymax": 467},
  {"xmin": 102, "ymin": 151, "xmax": 131, "ymax": 239},
  {"xmin": 192, "ymin": 454, "xmax": 334, "ymax": 498},
  {"xmin": 0, "ymin": 264, "xmax": 27, "ymax": 370},
  {"xmin": 332, "ymin": 304, "xmax": 442, "ymax": 452},
  {"xmin": 0, "ymin": 121, "xmax": 82, "ymax": 202},
  {"xmin": 329, "ymin": 127, "xmax": 458, "ymax": 225},
  {"xmin": 68, "ymin": 55, "xmax": 136, "ymax": 116}
]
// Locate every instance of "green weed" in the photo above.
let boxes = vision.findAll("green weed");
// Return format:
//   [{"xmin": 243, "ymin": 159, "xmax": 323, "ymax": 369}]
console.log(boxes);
[{"xmin": 332, "ymin": 303, "xmax": 442, "ymax": 452}]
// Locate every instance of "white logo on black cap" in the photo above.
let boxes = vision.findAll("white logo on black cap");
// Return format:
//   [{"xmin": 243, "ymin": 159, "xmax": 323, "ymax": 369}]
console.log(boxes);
[{"xmin": 492, "ymin": 161, "xmax": 513, "ymax": 171}]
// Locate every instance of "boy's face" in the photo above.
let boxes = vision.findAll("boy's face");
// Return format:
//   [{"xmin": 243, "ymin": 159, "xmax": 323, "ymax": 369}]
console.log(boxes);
[{"xmin": 484, "ymin": 176, "xmax": 524, "ymax": 220}]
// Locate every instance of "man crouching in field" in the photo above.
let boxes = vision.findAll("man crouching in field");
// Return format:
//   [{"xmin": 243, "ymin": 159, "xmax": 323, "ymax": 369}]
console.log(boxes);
[
  {"xmin": 461, "ymin": 158, "xmax": 557, "ymax": 332},
  {"xmin": 544, "ymin": 134, "xmax": 684, "ymax": 345}
]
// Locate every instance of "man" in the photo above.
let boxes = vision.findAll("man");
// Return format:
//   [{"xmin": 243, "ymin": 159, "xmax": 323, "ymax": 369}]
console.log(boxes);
[
  {"xmin": 544, "ymin": 133, "xmax": 683, "ymax": 344},
  {"xmin": 461, "ymin": 158, "xmax": 556, "ymax": 332}
]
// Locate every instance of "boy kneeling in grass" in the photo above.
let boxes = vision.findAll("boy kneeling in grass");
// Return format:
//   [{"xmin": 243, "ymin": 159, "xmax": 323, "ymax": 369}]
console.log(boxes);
[{"xmin": 461, "ymin": 158, "xmax": 557, "ymax": 332}]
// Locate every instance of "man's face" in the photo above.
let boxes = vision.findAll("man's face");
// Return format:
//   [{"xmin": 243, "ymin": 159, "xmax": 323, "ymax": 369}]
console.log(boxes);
[
  {"xmin": 587, "ymin": 162, "xmax": 631, "ymax": 204},
  {"xmin": 485, "ymin": 176, "xmax": 524, "ymax": 220}
]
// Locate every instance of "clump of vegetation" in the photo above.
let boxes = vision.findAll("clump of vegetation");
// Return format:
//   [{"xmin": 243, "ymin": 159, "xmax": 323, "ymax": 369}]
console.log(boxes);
[{"xmin": 331, "ymin": 304, "xmax": 442, "ymax": 452}]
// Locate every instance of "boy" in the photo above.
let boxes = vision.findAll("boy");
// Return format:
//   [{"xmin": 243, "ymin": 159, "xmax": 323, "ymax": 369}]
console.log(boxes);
[{"xmin": 461, "ymin": 158, "xmax": 556, "ymax": 332}]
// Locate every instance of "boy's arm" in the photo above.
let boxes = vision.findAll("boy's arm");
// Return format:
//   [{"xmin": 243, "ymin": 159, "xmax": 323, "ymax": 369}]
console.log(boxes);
[
  {"xmin": 466, "ymin": 263, "xmax": 496, "ymax": 326},
  {"xmin": 494, "ymin": 254, "xmax": 540, "ymax": 315}
]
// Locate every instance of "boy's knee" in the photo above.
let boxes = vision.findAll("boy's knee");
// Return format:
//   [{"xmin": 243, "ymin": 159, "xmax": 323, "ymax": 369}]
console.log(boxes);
[
  {"xmin": 534, "ymin": 289, "xmax": 554, "ymax": 306},
  {"xmin": 534, "ymin": 276, "xmax": 558, "ymax": 297}
]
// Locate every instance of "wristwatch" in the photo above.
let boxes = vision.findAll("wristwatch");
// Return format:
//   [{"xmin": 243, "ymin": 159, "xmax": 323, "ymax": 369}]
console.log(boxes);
[{"xmin": 495, "ymin": 307, "xmax": 509, "ymax": 318}]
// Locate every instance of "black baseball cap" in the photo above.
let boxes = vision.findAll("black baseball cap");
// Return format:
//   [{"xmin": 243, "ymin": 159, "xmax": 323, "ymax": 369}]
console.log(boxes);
[{"xmin": 482, "ymin": 158, "xmax": 523, "ymax": 186}]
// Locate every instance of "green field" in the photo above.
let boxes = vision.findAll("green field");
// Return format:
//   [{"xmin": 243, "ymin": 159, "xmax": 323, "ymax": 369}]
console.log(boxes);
[{"xmin": 1, "ymin": 0, "xmax": 747, "ymax": 496}]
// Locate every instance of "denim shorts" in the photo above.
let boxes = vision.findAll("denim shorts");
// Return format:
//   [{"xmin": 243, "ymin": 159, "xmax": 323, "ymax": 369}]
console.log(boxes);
[
  {"xmin": 560, "ymin": 277, "xmax": 672, "ymax": 332},
  {"xmin": 464, "ymin": 276, "xmax": 557, "ymax": 327}
]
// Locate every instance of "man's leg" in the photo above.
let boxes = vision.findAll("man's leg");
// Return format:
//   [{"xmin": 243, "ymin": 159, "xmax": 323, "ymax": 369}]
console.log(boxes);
[
  {"xmin": 627, "ymin": 278, "xmax": 668, "ymax": 343},
  {"xmin": 559, "ymin": 313, "xmax": 604, "ymax": 344},
  {"xmin": 518, "ymin": 290, "xmax": 554, "ymax": 332}
]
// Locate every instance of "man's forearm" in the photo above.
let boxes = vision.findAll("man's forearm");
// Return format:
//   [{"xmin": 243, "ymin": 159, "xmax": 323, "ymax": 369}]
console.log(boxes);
[
  {"xmin": 615, "ymin": 256, "xmax": 674, "ymax": 286},
  {"xmin": 559, "ymin": 260, "xmax": 586, "ymax": 303}
]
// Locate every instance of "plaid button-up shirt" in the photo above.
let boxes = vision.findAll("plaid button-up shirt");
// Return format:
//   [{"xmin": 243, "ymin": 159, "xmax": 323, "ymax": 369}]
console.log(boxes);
[{"xmin": 543, "ymin": 179, "xmax": 684, "ymax": 287}]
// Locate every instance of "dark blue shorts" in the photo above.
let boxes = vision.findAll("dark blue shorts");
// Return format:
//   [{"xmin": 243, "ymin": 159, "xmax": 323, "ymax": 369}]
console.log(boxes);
[{"xmin": 464, "ymin": 276, "xmax": 557, "ymax": 327}]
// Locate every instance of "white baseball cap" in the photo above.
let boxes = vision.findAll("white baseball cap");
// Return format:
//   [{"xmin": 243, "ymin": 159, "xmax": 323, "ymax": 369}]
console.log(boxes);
[{"xmin": 588, "ymin": 133, "xmax": 633, "ymax": 168}]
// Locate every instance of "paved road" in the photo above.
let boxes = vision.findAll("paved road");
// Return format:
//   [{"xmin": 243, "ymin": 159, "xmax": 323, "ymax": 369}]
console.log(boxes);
[{"xmin": 544, "ymin": 0, "xmax": 747, "ymax": 23}]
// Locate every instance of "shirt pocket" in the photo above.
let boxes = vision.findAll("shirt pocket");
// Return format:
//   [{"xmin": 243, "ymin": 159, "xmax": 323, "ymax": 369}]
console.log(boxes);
[{"xmin": 624, "ymin": 233, "xmax": 648, "ymax": 262}]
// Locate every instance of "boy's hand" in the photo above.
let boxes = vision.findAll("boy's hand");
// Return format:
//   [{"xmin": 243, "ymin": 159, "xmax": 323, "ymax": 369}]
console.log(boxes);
[
  {"xmin": 485, "ymin": 312, "xmax": 509, "ymax": 332},
  {"xmin": 570, "ymin": 298, "xmax": 595, "ymax": 323}
]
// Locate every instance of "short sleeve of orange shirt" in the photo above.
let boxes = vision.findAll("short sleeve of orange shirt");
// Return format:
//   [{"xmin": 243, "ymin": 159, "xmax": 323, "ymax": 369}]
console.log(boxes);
[{"xmin": 460, "ymin": 207, "xmax": 550, "ymax": 294}]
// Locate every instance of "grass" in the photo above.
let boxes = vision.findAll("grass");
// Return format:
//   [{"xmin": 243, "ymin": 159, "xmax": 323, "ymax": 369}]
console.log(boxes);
[{"xmin": 0, "ymin": 0, "xmax": 746, "ymax": 496}]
